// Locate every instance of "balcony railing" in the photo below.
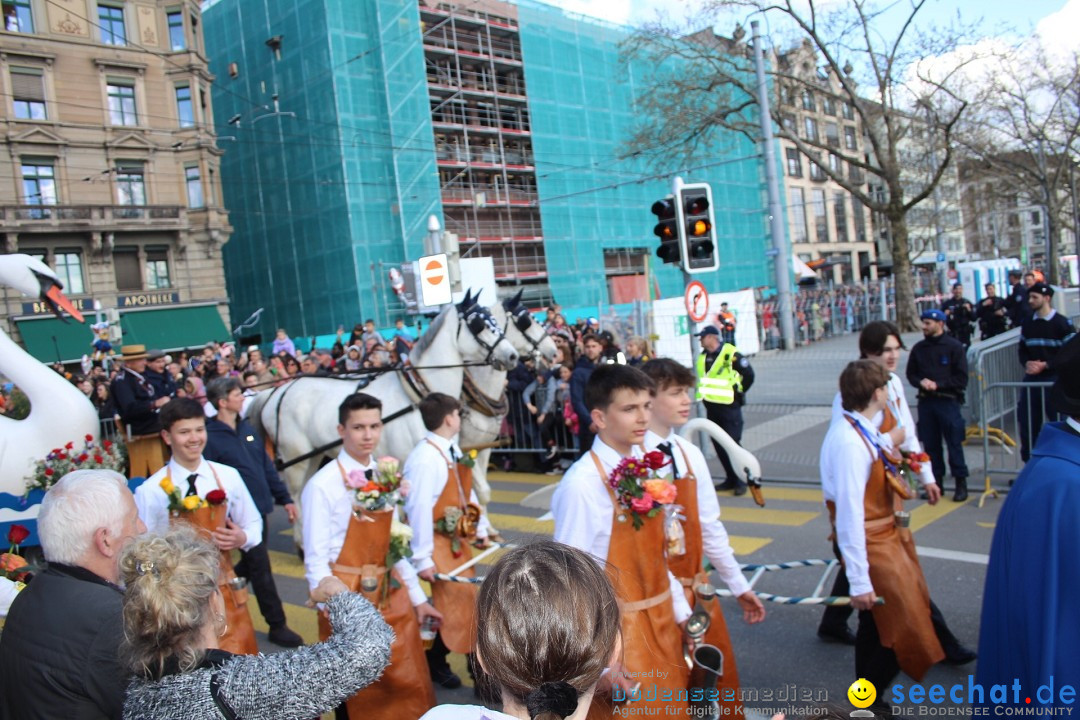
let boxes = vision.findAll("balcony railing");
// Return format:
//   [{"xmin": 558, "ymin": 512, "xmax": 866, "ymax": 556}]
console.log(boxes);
[
  {"xmin": 427, "ymin": 67, "xmax": 526, "ymax": 98},
  {"xmin": 1, "ymin": 204, "xmax": 187, "ymax": 228},
  {"xmin": 436, "ymin": 147, "xmax": 534, "ymax": 166},
  {"xmin": 441, "ymin": 185, "xmax": 537, "ymax": 206}
]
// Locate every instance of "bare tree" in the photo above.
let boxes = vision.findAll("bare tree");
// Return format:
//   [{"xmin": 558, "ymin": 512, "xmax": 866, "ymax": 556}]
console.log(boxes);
[
  {"xmin": 623, "ymin": 0, "xmax": 976, "ymax": 329},
  {"xmin": 957, "ymin": 45, "xmax": 1080, "ymax": 285}
]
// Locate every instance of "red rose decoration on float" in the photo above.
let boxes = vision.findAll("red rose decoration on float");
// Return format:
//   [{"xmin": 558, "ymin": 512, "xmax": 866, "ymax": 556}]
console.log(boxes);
[
  {"xmin": 85, "ymin": 434, "xmax": 94, "ymax": 442},
  {"xmin": 7, "ymin": 524, "xmax": 29, "ymax": 547},
  {"xmin": 206, "ymin": 489, "xmax": 227, "ymax": 506},
  {"xmin": 643, "ymin": 450, "xmax": 668, "ymax": 471},
  {"xmin": 64, "ymin": 442, "xmax": 74, "ymax": 450},
  {"xmin": 25, "ymin": 435, "xmax": 126, "ymax": 492}
]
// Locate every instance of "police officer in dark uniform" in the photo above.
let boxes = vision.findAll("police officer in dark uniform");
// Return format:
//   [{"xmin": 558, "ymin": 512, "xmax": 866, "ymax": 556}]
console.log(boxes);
[
  {"xmin": 695, "ymin": 326, "xmax": 754, "ymax": 496},
  {"xmin": 976, "ymin": 283, "xmax": 1008, "ymax": 340},
  {"xmin": 906, "ymin": 310, "xmax": 970, "ymax": 501},
  {"xmin": 1005, "ymin": 271, "xmax": 1036, "ymax": 328},
  {"xmin": 143, "ymin": 349, "xmax": 178, "ymax": 399},
  {"xmin": 941, "ymin": 283, "xmax": 975, "ymax": 348}
]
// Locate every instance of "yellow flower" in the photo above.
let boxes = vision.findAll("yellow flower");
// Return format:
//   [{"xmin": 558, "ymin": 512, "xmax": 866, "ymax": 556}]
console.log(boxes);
[
  {"xmin": 182, "ymin": 495, "xmax": 203, "ymax": 511},
  {"xmin": 468, "ymin": 449, "xmax": 478, "ymax": 459},
  {"xmin": 159, "ymin": 477, "xmax": 176, "ymax": 496}
]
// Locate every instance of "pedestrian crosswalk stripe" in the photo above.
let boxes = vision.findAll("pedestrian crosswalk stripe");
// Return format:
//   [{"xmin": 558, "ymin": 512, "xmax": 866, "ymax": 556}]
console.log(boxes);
[
  {"xmin": 718, "ymin": 507, "xmax": 819, "ymax": 527},
  {"xmin": 268, "ymin": 549, "xmax": 306, "ymax": 580},
  {"xmin": 751, "ymin": 487, "xmax": 823, "ymax": 503},
  {"xmin": 910, "ymin": 494, "xmax": 969, "ymax": 532}
]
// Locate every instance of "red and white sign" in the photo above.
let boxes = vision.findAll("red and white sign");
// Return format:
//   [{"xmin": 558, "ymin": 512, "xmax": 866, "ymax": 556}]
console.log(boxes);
[
  {"xmin": 419, "ymin": 253, "xmax": 453, "ymax": 307},
  {"xmin": 685, "ymin": 280, "xmax": 709, "ymax": 323}
]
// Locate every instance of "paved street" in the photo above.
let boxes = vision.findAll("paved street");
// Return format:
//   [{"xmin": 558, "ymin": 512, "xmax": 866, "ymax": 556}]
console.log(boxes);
[{"xmin": 254, "ymin": 329, "xmax": 1004, "ymax": 716}]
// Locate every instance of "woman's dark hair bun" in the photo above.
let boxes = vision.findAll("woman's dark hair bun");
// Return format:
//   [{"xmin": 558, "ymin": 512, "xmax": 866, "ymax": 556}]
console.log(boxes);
[{"xmin": 526, "ymin": 681, "xmax": 579, "ymax": 720}]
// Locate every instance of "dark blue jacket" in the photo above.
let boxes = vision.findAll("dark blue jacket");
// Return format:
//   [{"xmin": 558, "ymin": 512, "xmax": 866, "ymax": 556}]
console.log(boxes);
[
  {"xmin": 570, "ymin": 356, "xmax": 597, "ymax": 426},
  {"xmin": 144, "ymin": 368, "xmax": 178, "ymax": 399},
  {"xmin": 906, "ymin": 332, "xmax": 968, "ymax": 401},
  {"xmin": 204, "ymin": 417, "xmax": 293, "ymax": 516}
]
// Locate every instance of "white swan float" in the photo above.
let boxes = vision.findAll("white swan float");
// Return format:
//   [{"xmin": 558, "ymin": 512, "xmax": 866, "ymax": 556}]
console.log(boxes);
[{"xmin": 0, "ymin": 254, "xmax": 99, "ymax": 526}]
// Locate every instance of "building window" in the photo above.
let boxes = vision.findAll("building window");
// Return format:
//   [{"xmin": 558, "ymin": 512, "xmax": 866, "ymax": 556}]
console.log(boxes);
[
  {"xmin": 2, "ymin": 0, "xmax": 33, "ymax": 32},
  {"xmin": 853, "ymin": 200, "xmax": 866, "ymax": 242},
  {"xmin": 790, "ymin": 188, "xmax": 808, "ymax": 244},
  {"xmin": 185, "ymin": 165, "xmax": 203, "ymax": 208},
  {"xmin": 107, "ymin": 80, "xmax": 138, "ymax": 126},
  {"xmin": 842, "ymin": 101, "xmax": 855, "ymax": 120},
  {"xmin": 1030, "ymin": 210, "xmax": 1041, "ymax": 225},
  {"xmin": 114, "ymin": 247, "xmax": 142, "ymax": 291},
  {"xmin": 115, "ymin": 162, "xmax": 146, "ymax": 210},
  {"xmin": 843, "ymin": 126, "xmax": 857, "ymax": 150},
  {"xmin": 98, "ymin": 4, "xmax": 126, "ymax": 45},
  {"xmin": 167, "ymin": 10, "xmax": 186, "ymax": 50},
  {"xmin": 145, "ymin": 246, "xmax": 171, "ymax": 289},
  {"xmin": 176, "ymin": 85, "xmax": 194, "ymax": 127},
  {"xmin": 803, "ymin": 117, "xmax": 818, "ymax": 142},
  {"xmin": 834, "ymin": 192, "xmax": 849, "ymax": 242},
  {"xmin": 825, "ymin": 122, "xmax": 839, "ymax": 147},
  {"xmin": 11, "ymin": 67, "xmax": 46, "ymax": 120},
  {"xmin": 54, "ymin": 251, "xmax": 85, "ymax": 295},
  {"xmin": 812, "ymin": 189, "xmax": 829, "ymax": 243},
  {"xmin": 786, "ymin": 148, "xmax": 802, "ymax": 178},
  {"xmin": 780, "ymin": 113, "xmax": 796, "ymax": 134},
  {"xmin": 21, "ymin": 160, "xmax": 56, "ymax": 216},
  {"xmin": 809, "ymin": 155, "xmax": 826, "ymax": 181},
  {"xmin": 822, "ymin": 96, "xmax": 836, "ymax": 116},
  {"xmin": 801, "ymin": 90, "xmax": 815, "ymax": 112},
  {"xmin": 828, "ymin": 153, "xmax": 842, "ymax": 173},
  {"xmin": 781, "ymin": 85, "xmax": 795, "ymax": 105}
]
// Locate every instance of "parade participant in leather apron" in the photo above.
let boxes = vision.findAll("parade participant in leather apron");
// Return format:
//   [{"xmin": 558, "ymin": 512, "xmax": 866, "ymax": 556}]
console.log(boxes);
[
  {"xmin": 404, "ymin": 393, "xmax": 498, "ymax": 689},
  {"xmin": 641, "ymin": 358, "xmax": 767, "ymax": 716},
  {"xmin": 820, "ymin": 361, "xmax": 943, "ymax": 697},
  {"xmin": 302, "ymin": 393, "xmax": 440, "ymax": 719},
  {"xmin": 552, "ymin": 365, "xmax": 694, "ymax": 718},
  {"xmin": 134, "ymin": 399, "xmax": 264, "ymax": 656}
]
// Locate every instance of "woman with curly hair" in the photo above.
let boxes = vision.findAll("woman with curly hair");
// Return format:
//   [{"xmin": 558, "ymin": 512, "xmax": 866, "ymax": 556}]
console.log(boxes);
[{"xmin": 119, "ymin": 527, "xmax": 392, "ymax": 719}]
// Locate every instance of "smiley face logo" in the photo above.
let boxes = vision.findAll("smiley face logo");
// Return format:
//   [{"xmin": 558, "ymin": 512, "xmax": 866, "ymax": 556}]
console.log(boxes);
[{"xmin": 848, "ymin": 678, "xmax": 876, "ymax": 709}]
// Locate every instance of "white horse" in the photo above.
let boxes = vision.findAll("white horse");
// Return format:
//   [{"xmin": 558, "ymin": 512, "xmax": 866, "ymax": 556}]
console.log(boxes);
[
  {"xmin": 248, "ymin": 292, "xmax": 518, "ymax": 521},
  {"xmin": 461, "ymin": 290, "xmax": 557, "ymax": 504}
]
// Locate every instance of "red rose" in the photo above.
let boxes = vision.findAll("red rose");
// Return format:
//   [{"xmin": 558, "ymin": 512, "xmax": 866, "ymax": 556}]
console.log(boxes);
[
  {"xmin": 206, "ymin": 489, "xmax": 227, "ymax": 506},
  {"xmin": 51, "ymin": 448, "xmax": 61, "ymax": 455},
  {"xmin": 7, "ymin": 524, "xmax": 30, "ymax": 546},
  {"xmin": 64, "ymin": 442, "xmax": 74, "ymax": 450},
  {"xmin": 93, "ymin": 455, "xmax": 104, "ymax": 464},
  {"xmin": 643, "ymin": 450, "xmax": 668, "ymax": 471},
  {"xmin": 57, "ymin": 453, "xmax": 67, "ymax": 460},
  {"xmin": 44, "ymin": 468, "xmax": 54, "ymax": 476},
  {"xmin": 103, "ymin": 440, "xmax": 113, "ymax": 450},
  {"xmin": 85, "ymin": 433, "xmax": 94, "ymax": 442},
  {"xmin": 78, "ymin": 454, "xmax": 89, "ymax": 463}
]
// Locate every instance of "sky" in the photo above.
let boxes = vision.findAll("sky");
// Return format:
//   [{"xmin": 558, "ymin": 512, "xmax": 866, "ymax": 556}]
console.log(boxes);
[{"xmin": 543, "ymin": 0, "xmax": 1078, "ymax": 56}]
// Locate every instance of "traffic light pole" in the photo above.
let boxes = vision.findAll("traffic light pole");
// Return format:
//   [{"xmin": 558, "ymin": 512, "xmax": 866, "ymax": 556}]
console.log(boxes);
[{"xmin": 752, "ymin": 20, "xmax": 795, "ymax": 351}]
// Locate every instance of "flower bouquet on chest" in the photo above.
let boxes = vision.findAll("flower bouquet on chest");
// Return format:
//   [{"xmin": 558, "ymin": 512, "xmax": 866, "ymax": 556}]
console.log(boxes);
[
  {"xmin": 160, "ymin": 477, "xmax": 228, "ymax": 531},
  {"xmin": 346, "ymin": 456, "xmax": 406, "ymax": 517},
  {"xmin": 609, "ymin": 451, "xmax": 680, "ymax": 534},
  {"xmin": 883, "ymin": 450, "xmax": 930, "ymax": 500}
]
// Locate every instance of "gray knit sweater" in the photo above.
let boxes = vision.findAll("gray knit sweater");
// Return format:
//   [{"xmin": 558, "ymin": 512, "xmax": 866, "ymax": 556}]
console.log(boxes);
[{"xmin": 123, "ymin": 592, "xmax": 393, "ymax": 719}]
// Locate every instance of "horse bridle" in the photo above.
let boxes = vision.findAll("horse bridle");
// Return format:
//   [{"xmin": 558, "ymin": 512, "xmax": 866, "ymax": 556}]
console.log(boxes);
[
  {"xmin": 501, "ymin": 300, "xmax": 546, "ymax": 358},
  {"xmin": 458, "ymin": 302, "xmax": 515, "ymax": 369}
]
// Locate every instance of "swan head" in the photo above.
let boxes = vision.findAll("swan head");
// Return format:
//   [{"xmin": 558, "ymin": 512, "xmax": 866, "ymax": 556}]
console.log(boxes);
[{"xmin": 0, "ymin": 253, "xmax": 85, "ymax": 322}]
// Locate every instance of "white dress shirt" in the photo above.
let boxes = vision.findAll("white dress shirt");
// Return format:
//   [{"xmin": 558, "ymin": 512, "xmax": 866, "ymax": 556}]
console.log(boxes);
[
  {"xmin": 644, "ymin": 429, "xmax": 751, "ymax": 597},
  {"xmin": 137, "ymin": 457, "xmax": 263, "ymax": 552},
  {"xmin": 403, "ymin": 432, "xmax": 490, "ymax": 573},
  {"xmin": 551, "ymin": 436, "xmax": 693, "ymax": 623},
  {"xmin": 300, "ymin": 449, "xmax": 426, "ymax": 604},
  {"xmin": 819, "ymin": 411, "xmax": 883, "ymax": 596},
  {"xmin": 829, "ymin": 372, "xmax": 935, "ymax": 486}
]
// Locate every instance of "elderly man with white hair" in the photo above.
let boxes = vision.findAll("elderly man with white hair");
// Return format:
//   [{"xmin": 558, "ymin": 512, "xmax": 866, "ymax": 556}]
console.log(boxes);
[{"xmin": 0, "ymin": 469, "xmax": 146, "ymax": 720}]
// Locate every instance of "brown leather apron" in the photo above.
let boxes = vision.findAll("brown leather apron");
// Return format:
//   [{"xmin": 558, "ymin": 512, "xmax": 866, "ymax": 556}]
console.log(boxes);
[
  {"xmin": 428, "ymin": 441, "xmax": 478, "ymax": 655},
  {"xmin": 586, "ymin": 452, "xmax": 689, "ymax": 719},
  {"xmin": 827, "ymin": 416, "xmax": 944, "ymax": 681},
  {"xmin": 667, "ymin": 443, "xmax": 742, "ymax": 715},
  {"xmin": 316, "ymin": 461, "xmax": 436, "ymax": 719},
  {"xmin": 165, "ymin": 467, "xmax": 258, "ymax": 655}
]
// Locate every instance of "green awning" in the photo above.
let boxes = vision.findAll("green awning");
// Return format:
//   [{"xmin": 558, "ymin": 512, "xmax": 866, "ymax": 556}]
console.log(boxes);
[
  {"xmin": 15, "ymin": 316, "xmax": 95, "ymax": 363},
  {"xmin": 119, "ymin": 305, "xmax": 230, "ymax": 351}
]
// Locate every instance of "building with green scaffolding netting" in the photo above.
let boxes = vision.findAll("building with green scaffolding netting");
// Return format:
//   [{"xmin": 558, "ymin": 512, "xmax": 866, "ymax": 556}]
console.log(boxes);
[{"xmin": 202, "ymin": 0, "xmax": 777, "ymax": 339}]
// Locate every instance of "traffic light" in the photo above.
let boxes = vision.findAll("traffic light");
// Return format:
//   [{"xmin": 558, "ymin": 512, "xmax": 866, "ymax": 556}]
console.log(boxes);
[
  {"xmin": 678, "ymin": 183, "xmax": 718, "ymax": 274},
  {"xmin": 652, "ymin": 196, "xmax": 681, "ymax": 265}
]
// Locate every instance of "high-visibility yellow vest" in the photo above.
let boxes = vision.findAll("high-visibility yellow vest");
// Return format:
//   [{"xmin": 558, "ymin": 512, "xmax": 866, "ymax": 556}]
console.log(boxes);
[{"xmin": 696, "ymin": 344, "xmax": 743, "ymax": 404}]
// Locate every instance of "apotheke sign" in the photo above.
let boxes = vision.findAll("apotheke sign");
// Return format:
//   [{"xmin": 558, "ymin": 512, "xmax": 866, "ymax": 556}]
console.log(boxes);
[{"xmin": 117, "ymin": 292, "xmax": 180, "ymax": 307}]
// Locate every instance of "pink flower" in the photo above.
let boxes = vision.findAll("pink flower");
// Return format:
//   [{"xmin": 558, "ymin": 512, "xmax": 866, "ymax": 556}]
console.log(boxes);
[
  {"xmin": 630, "ymin": 494, "xmax": 655, "ymax": 514},
  {"xmin": 643, "ymin": 479, "xmax": 677, "ymax": 505},
  {"xmin": 345, "ymin": 469, "xmax": 367, "ymax": 489}
]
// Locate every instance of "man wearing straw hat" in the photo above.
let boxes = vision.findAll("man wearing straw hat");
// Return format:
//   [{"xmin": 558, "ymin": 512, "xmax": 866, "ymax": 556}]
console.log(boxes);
[
  {"xmin": 977, "ymin": 334, "xmax": 1080, "ymax": 704},
  {"xmin": 110, "ymin": 344, "xmax": 170, "ymax": 476}
]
